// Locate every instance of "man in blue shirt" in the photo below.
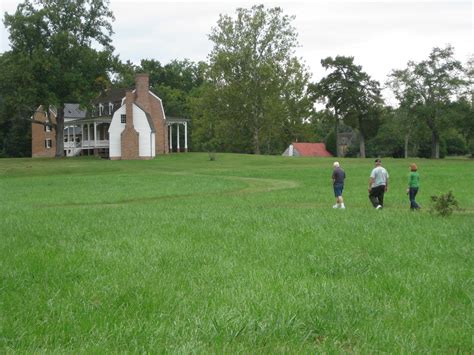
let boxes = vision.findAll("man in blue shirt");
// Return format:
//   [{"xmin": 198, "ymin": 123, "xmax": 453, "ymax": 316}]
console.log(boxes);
[{"xmin": 332, "ymin": 161, "xmax": 346, "ymax": 209}]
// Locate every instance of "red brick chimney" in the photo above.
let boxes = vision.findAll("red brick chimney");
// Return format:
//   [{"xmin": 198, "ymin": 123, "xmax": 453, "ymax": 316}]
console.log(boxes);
[
  {"xmin": 125, "ymin": 91, "xmax": 134, "ymax": 128},
  {"xmin": 121, "ymin": 91, "xmax": 139, "ymax": 159},
  {"xmin": 133, "ymin": 72, "xmax": 169, "ymax": 155},
  {"xmin": 135, "ymin": 73, "xmax": 150, "ymax": 112}
]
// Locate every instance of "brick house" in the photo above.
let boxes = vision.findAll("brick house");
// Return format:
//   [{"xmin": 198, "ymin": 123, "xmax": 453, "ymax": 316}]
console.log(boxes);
[{"xmin": 31, "ymin": 74, "xmax": 189, "ymax": 159}]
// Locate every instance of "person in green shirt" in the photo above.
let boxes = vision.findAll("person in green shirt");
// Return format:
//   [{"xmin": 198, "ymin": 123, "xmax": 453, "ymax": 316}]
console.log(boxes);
[{"xmin": 407, "ymin": 163, "xmax": 420, "ymax": 210}]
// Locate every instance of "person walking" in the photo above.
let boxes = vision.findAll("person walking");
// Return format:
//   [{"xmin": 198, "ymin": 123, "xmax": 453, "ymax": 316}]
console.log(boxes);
[
  {"xmin": 332, "ymin": 161, "xmax": 346, "ymax": 209},
  {"xmin": 368, "ymin": 158, "xmax": 389, "ymax": 209},
  {"xmin": 407, "ymin": 163, "xmax": 420, "ymax": 210}
]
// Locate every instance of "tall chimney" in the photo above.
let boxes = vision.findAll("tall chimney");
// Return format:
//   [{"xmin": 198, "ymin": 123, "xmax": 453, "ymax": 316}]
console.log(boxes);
[
  {"xmin": 135, "ymin": 73, "xmax": 150, "ymax": 112},
  {"xmin": 125, "ymin": 91, "xmax": 135, "ymax": 128},
  {"xmin": 121, "ymin": 90, "xmax": 139, "ymax": 159}
]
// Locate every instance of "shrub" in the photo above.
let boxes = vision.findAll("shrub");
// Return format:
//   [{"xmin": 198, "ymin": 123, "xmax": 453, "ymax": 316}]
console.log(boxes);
[
  {"xmin": 429, "ymin": 191, "xmax": 460, "ymax": 216},
  {"xmin": 446, "ymin": 135, "xmax": 468, "ymax": 156},
  {"xmin": 325, "ymin": 130, "xmax": 337, "ymax": 156},
  {"xmin": 469, "ymin": 139, "xmax": 474, "ymax": 158}
]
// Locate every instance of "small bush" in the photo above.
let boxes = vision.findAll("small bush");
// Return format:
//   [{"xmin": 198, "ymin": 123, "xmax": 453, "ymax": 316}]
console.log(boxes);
[
  {"xmin": 429, "ymin": 191, "xmax": 460, "ymax": 216},
  {"xmin": 325, "ymin": 130, "xmax": 337, "ymax": 156},
  {"xmin": 446, "ymin": 135, "xmax": 468, "ymax": 156},
  {"xmin": 203, "ymin": 140, "xmax": 218, "ymax": 161}
]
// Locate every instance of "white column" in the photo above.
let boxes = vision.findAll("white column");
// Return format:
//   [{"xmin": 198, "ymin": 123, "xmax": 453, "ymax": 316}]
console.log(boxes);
[
  {"xmin": 88, "ymin": 124, "xmax": 91, "ymax": 147},
  {"xmin": 72, "ymin": 126, "xmax": 76, "ymax": 156},
  {"xmin": 184, "ymin": 121, "xmax": 188, "ymax": 152},
  {"xmin": 94, "ymin": 122, "xmax": 97, "ymax": 148},
  {"xmin": 66, "ymin": 126, "xmax": 69, "ymax": 156},
  {"xmin": 177, "ymin": 124, "xmax": 180, "ymax": 152},
  {"xmin": 81, "ymin": 125, "xmax": 84, "ymax": 148},
  {"xmin": 169, "ymin": 124, "xmax": 173, "ymax": 152}
]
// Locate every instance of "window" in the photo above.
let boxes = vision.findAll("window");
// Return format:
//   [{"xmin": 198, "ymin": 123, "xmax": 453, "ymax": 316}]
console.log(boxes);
[
  {"xmin": 121, "ymin": 114, "xmax": 126, "ymax": 124},
  {"xmin": 109, "ymin": 102, "xmax": 114, "ymax": 115},
  {"xmin": 44, "ymin": 124, "xmax": 51, "ymax": 132},
  {"xmin": 99, "ymin": 103, "xmax": 104, "ymax": 116},
  {"xmin": 45, "ymin": 139, "xmax": 52, "ymax": 149}
]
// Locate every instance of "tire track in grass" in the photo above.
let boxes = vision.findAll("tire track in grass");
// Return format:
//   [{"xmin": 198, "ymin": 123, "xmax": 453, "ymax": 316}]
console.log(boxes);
[{"xmin": 35, "ymin": 174, "xmax": 300, "ymax": 208}]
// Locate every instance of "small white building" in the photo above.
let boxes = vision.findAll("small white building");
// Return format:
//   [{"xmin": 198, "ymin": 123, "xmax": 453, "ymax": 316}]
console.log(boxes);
[
  {"xmin": 109, "ymin": 100, "xmax": 156, "ymax": 159},
  {"xmin": 108, "ymin": 74, "xmax": 170, "ymax": 160}
]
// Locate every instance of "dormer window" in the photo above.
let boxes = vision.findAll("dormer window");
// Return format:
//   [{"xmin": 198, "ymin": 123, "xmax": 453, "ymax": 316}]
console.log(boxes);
[
  {"xmin": 109, "ymin": 102, "xmax": 114, "ymax": 115},
  {"xmin": 99, "ymin": 103, "xmax": 104, "ymax": 116},
  {"xmin": 44, "ymin": 124, "xmax": 51, "ymax": 132}
]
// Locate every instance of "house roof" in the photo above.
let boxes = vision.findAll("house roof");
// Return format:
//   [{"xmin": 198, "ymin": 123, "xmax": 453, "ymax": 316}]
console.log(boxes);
[
  {"xmin": 64, "ymin": 104, "xmax": 87, "ymax": 119},
  {"xmin": 92, "ymin": 88, "xmax": 127, "ymax": 105},
  {"xmin": 167, "ymin": 116, "xmax": 190, "ymax": 123},
  {"xmin": 292, "ymin": 143, "xmax": 332, "ymax": 157}
]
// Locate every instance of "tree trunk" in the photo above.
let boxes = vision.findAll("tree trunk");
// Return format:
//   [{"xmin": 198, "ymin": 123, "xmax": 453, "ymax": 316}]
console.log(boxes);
[
  {"xmin": 254, "ymin": 126, "xmax": 260, "ymax": 155},
  {"xmin": 431, "ymin": 130, "xmax": 440, "ymax": 159},
  {"xmin": 404, "ymin": 132, "xmax": 409, "ymax": 159},
  {"xmin": 55, "ymin": 105, "xmax": 65, "ymax": 158},
  {"xmin": 359, "ymin": 130, "xmax": 366, "ymax": 158},
  {"xmin": 335, "ymin": 118, "xmax": 340, "ymax": 157}
]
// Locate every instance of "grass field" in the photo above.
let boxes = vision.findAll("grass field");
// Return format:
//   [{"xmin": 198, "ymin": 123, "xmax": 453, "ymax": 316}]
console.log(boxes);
[{"xmin": 1, "ymin": 153, "xmax": 473, "ymax": 352}]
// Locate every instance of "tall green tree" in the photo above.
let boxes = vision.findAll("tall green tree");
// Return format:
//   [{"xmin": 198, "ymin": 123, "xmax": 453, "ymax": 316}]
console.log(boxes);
[
  {"xmin": 0, "ymin": 51, "xmax": 38, "ymax": 157},
  {"xmin": 388, "ymin": 45, "xmax": 466, "ymax": 158},
  {"xmin": 314, "ymin": 56, "xmax": 382, "ymax": 158},
  {"xmin": 387, "ymin": 68, "xmax": 424, "ymax": 158},
  {"xmin": 4, "ymin": 0, "xmax": 115, "ymax": 157},
  {"xmin": 203, "ymin": 4, "xmax": 312, "ymax": 154}
]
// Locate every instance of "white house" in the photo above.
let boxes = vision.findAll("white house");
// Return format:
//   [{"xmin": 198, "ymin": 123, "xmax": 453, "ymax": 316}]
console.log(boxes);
[{"xmin": 109, "ymin": 99, "xmax": 156, "ymax": 159}]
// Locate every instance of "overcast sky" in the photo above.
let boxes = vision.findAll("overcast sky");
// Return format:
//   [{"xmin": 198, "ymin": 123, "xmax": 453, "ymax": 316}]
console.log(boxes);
[{"xmin": 1, "ymin": 0, "xmax": 472, "ymax": 102}]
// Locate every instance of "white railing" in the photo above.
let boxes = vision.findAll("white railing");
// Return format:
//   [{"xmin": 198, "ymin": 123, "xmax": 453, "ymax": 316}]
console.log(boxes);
[
  {"xmin": 64, "ymin": 141, "xmax": 81, "ymax": 149},
  {"xmin": 81, "ymin": 139, "xmax": 109, "ymax": 148},
  {"xmin": 64, "ymin": 139, "xmax": 109, "ymax": 149}
]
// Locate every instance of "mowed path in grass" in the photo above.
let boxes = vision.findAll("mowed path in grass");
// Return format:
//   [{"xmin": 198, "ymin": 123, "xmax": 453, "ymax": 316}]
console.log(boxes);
[{"xmin": 1, "ymin": 153, "xmax": 472, "ymax": 352}]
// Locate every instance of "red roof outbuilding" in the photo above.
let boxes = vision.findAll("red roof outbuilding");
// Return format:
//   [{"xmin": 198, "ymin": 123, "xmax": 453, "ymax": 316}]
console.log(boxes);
[{"xmin": 283, "ymin": 143, "xmax": 333, "ymax": 157}]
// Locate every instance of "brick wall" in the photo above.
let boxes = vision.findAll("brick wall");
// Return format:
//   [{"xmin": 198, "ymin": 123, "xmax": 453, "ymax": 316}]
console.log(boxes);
[
  {"xmin": 32, "ymin": 107, "xmax": 56, "ymax": 157},
  {"xmin": 149, "ymin": 97, "xmax": 169, "ymax": 154},
  {"xmin": 120, "ymin": 91, "xmax": 139, "ymax": 159},
  {"xmin": 134, "ymin": 73, "xmax": 169, "ymax": 155}
]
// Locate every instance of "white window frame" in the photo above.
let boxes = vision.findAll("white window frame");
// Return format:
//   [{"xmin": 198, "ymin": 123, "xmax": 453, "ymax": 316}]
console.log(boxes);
[{"xmin": 45, "ymin": 139, "xmax": 52, "ymax": 149}]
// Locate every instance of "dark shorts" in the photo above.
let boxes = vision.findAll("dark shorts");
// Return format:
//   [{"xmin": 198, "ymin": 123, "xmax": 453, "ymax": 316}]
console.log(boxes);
[{"xmin": 333, "ymin": 184, "xmax": 344, "ymax": 197}]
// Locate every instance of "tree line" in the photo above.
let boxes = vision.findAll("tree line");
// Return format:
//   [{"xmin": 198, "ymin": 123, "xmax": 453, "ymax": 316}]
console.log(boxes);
[{"xmin": 1, "ymin": 1, "xmax": 472, "ymax": 158}]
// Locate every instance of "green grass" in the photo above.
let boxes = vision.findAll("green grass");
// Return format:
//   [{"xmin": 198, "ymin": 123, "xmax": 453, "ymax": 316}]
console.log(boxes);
[{"xmin": 1, "ymin": 153, "xmax": 472, "ymax": 352}]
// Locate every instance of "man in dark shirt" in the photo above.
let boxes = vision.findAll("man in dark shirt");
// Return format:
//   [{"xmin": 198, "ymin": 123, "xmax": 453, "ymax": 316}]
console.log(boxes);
[{"xmin": 332, "ymin": 161, "xmax": 346, "ymax": 209}]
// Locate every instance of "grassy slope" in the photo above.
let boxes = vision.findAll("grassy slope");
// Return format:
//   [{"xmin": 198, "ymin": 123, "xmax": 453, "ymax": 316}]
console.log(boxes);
[{"xmin": 0, "ymin": 154, "xmax": 472, "ymax": 352}]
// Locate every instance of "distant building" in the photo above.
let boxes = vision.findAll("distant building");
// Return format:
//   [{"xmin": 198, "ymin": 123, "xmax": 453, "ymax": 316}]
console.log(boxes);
[
  {"xmin": 338, "ymin": 132, "xmax": 356, "ymax": 157},
  {"xmin": 31, "ymin": 74, "xmax": 189, "ymax": 159},
  {"xmin": 282, "ymin": 142, "xmax": 333, "ymax": 157}
]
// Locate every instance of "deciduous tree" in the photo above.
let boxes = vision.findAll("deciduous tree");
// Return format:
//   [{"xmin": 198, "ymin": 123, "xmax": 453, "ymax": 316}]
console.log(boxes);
[
  {"xmin": 314, "ymin": 56, "xmax": 382, "ymax": 157},
  {"xmin": 4, "ymin": 0, "xmax": 115, "ymax": 157},
  {"xmin": 388, "ymin": 45, "xmax": 466, "ymax": 158},
  {"xmin": 204, "ymin": 5, "xmax": 312, "ymax": 154}
]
